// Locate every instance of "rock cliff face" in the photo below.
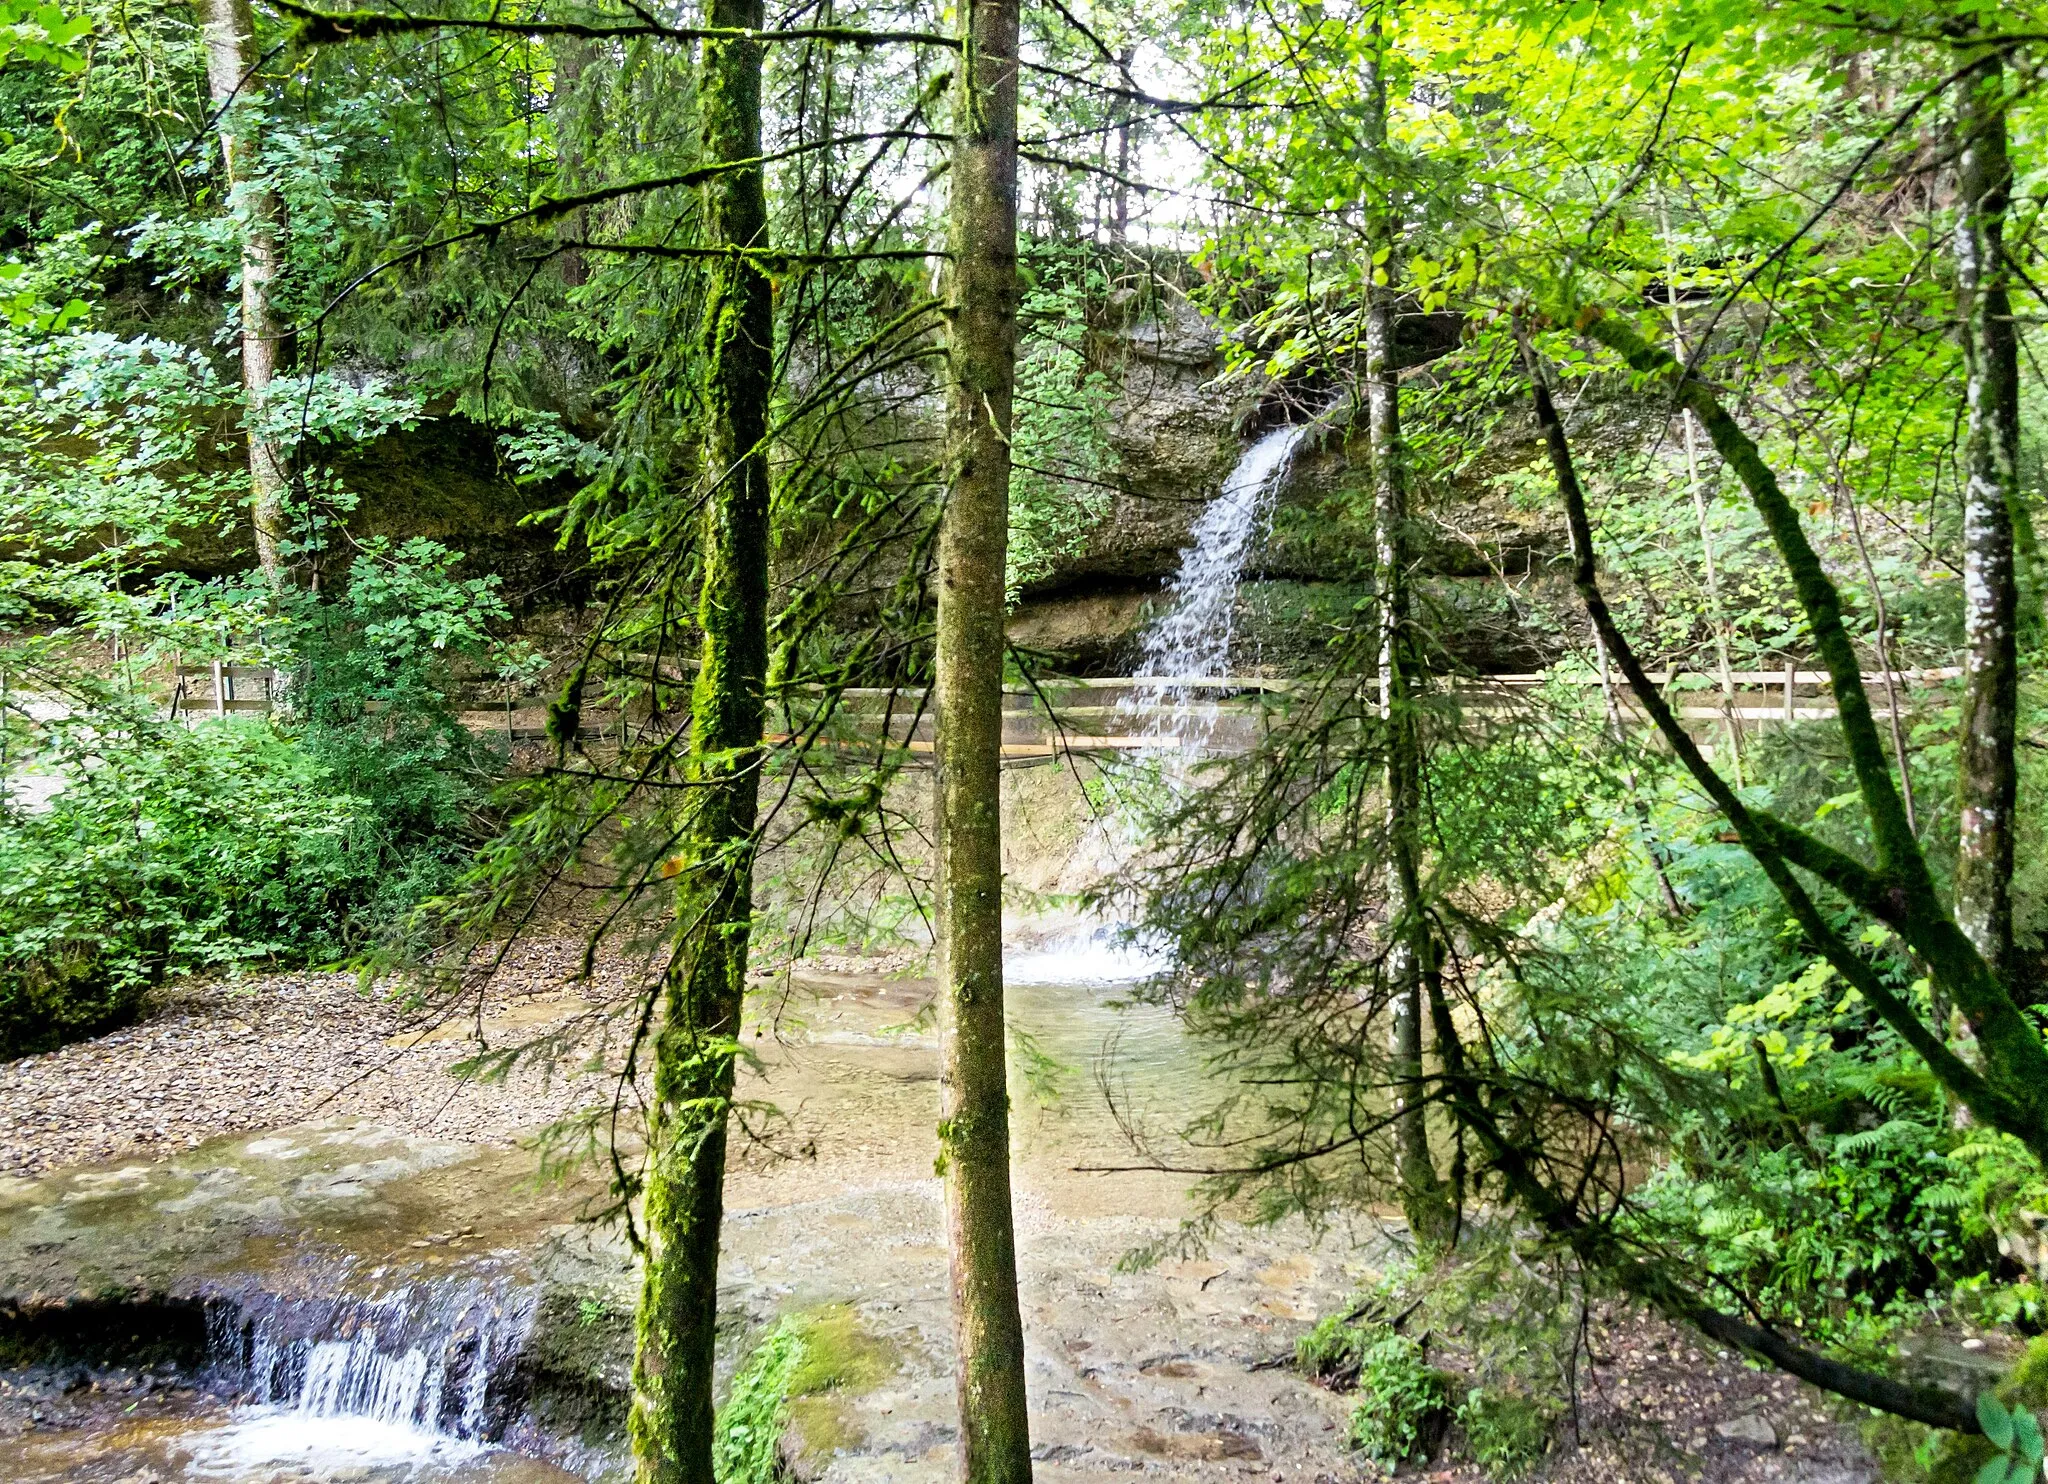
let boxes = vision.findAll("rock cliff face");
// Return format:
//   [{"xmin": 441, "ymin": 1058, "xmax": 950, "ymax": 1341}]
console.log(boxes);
[
  {"xmin": 162, "ymin": 295, "xmax": 1573, "ymax": 678},
  {"xmin": 160, "ymin": 414, "xmax": 583, "ymax": 607},
  {"xmin": 1007, "ymin": 298, "xmax": 1263, "ymax": 669},
  {"xmin": 1009, "ymin": 300, "xmax": 1576, "ymax": 677}
]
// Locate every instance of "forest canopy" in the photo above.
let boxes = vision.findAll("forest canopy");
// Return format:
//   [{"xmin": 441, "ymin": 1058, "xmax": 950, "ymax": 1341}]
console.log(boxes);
[{"xmin": 0, "ymin": 0, "xmax": 2044, "ymax": 1480}]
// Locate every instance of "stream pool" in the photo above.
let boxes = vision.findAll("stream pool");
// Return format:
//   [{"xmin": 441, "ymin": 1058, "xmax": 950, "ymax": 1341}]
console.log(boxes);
[{"xmin": 0, "ymin": 947, "xmax": 1357, "ymax": 1483}]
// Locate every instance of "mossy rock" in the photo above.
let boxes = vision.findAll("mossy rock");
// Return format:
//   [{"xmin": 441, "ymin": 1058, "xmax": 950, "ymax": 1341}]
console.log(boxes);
[
  {"xmin": 779, "ymin": 1304, "xmax": 899, "ymax": 1479},
  {"xmin": 520, "ymin": 1282, "xmax": 636, "ymax": 1443},
  {"xmin": 0, "ymin": 943, "xmax": 149, "ymax": 1061},
  {"xmin": 1885, "ymin": 1337, "xmax": 2048, "ymax": 1484}
]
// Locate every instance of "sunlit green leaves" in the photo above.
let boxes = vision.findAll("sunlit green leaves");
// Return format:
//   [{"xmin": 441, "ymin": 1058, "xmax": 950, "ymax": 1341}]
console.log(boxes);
[{"xmin": 0, "ymin": 0, "xmax": 89, "ymax": 71}]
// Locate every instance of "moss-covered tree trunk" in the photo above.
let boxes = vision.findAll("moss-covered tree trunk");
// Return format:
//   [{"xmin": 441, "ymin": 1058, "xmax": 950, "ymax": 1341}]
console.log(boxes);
[
  {"xmin": 1953, "ymin": 53, "xmax": 2020, "ymax": 983},
  {"xmin": 935, "ymin": 0, "xmax": 1033, "ymax": 1479},
  {"xmin": 1362, "ymin": 26, "xmax": 1448, "ymax": 1251},
  {"xmin": 627, "ymin": 4, "xmax": 773, "ymax": 1480},
  {"xmin": 196, "ymin": 0, "xmax": 290, "ymax": 588}
]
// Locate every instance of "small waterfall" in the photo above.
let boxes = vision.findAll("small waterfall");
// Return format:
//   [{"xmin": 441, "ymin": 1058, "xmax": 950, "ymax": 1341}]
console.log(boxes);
[
  {"xmin": 1126, "ymin": 420, "xmax": 1312, "ymax": 747},
  {"xmin": 200, "ymin": 1273, "xmax": 538, "ymax": 1462},
  {"xmin": 1007, "ymin": 422, "xmax": 1311, "ymax": 989}
]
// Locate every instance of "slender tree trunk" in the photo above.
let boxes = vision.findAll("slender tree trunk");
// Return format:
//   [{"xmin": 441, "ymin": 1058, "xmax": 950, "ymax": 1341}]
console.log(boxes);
[
  {"xmin": 936, "ymin": 0, "xmax": 1032, "ymax": 1478},
  {"xmin": 196, "ymin": 0, "xmax": 290, "ymax": 589},
  {"xmin": 1109, "ymin": 45, "xmax": 1134, "ymax": 245},
  {"xmin": 1362, "ymin": 27, "xmax": 1448, "ymax": 1251},
  {"xmin": 1954, "ymin": 53, "xmax": 2020, "ymax": 984},
  {"xmin": 1660, "ymin": 205, "xmax": 1742, "ymax": 782},
  {"xmin": 553, "ymin": 36, "xmax": 591, "ymax": 288},
  {"xmin": 627, "ymin": 5, "xmax": 773, "ymax": 1480}
]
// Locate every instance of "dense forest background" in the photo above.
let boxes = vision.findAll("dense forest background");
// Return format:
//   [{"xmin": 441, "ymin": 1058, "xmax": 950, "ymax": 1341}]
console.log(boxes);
[{"xmin": 1, "ymin": 0, "xmax": 2045, "ymax": 1480}]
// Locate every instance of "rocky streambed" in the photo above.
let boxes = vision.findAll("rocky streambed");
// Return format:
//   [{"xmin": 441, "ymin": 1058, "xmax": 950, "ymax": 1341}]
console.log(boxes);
[
  {"xmin": 0, "ymin": 952, "xmax": 1373, "ymax": 1482},
  {"xmin": 0, "ymin": 943, "xmax": 1903, "ymax": 1484}
]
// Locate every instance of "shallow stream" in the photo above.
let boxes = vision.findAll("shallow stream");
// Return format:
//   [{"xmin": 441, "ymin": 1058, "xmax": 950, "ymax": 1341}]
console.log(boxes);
[{"xmin": 0, "ymin": 951, "xmax": 1361, "ymax": 1483}]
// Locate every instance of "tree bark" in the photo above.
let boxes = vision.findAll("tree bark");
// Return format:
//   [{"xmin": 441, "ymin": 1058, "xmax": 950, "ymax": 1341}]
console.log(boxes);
[
  {"xmin": 936, "ymin": 0, "xmax": 1033, "ymax": 1479},
  {"xmin": 196, "ymin": 0, "xmax": 291, "ymax": 588},
  {"xmin": 553, "ymin": 36, "xmax": 592, "ymax": 288},
  {"xmin": 627, "ymin": 4, "xmax": 773, "ymax": 1480},
  {"xmin": 1362, "ymin": 26, "xmax": 1448, "ymax": 1252},
  {"xmin": 1953, "ymin": 53, "xmax": 2020, "ymax": 983}
]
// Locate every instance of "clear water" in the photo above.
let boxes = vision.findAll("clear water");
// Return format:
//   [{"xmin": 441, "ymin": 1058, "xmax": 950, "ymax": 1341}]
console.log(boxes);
[
  {"xmin": 0, "ymin": 1407, "xmax": 576, "ymax": 1484},
  {"xmin": 217, "ymin": 1275, "xmax": 536, "ymax": 1441},
  {"xmin": 0, "ymin": 1273, "xmax": 560, "ymax": 1483},
  {"xmin": 1004, "ymin": 924, "xmax": 1172, "ymax": 987}
]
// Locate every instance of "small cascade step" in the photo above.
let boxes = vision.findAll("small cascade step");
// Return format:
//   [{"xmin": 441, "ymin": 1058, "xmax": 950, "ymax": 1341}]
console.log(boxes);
[{"xmin": 206, "ymin": 1274, "xmax": 539, "ymax": 1442}]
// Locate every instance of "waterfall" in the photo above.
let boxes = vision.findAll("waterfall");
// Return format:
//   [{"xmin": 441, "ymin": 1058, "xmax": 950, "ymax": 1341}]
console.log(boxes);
[
  {"xmin": 194, "ymin": 1273, "xmax": 538, "ymax": 1468},
  {"xmin": 1007, "ymin": 422, "xmax": 1310, "ymax": 988},
  {"xmin": 1126, "ymin": 420, "xmax": 1311, "ymax": 747}
]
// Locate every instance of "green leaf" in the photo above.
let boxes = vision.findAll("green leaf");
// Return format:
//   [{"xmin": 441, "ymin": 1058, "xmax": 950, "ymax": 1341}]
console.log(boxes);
[
  {"xmin": 1973, "ymin": 1457, "xmax": 2010, "ymax": 1484},
  {"xmin": 1979, "ymin": 1393, "xmax": 2014, "ymax": 1451},
  {"xmin": 2013, "ymin": 1407, "xmax": 2042, "ymax": 1462}
]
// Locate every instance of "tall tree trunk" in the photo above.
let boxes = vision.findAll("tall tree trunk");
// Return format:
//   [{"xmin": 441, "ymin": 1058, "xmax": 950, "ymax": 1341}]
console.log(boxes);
[
  {"xmin": 1954, "ymin": 53, "xmax": 2020, "ymax": 985},
  {"xmin": 1362, "ymin": 25, "xmax": 1449, "ymax": 1252},
  {"xmin": 196, "ymin": 0, "xmax": 290, "ymax": 589},
  {"xmin": 627, "ymin": 4, "xmax": 773, "ymax": 1480},
  {"xmin": 936, "ymin": 0, "xmax": 1033, "ymax": 1479},
  {"xmin": 1109, "ymin": 44, "xmax": 1134, "ymax": 244},
  {"xmin": 552, "ymin": 36, "xmax": 591, "ymax": 288}
]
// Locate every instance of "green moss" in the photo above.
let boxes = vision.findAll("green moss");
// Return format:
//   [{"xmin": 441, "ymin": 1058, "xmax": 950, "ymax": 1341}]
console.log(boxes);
[
  {"xmin": 1911, "ymin": 1337, "xmax": 2048, "ymax": 1484},
  {"xmin": 714, "ymin": 1304, "xmax": 899, "ymax": 1482},
  {"xmin": 785, "ymin": 1302, "xmax": 897, "ymax": 1398}
]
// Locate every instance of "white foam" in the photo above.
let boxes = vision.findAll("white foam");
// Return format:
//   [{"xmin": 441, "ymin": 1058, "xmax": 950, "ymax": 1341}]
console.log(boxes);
[
  {"xmin": 181, "ymin": 1409, "xmax": 485, "ymax": 1477},
  {"xmin": 1126, "ymin": 420, "xmax": 1311, "ymax": 749},
  {"xmin": 1005, "ymin": 928, "xmax": 1170, "ymax": 986}
]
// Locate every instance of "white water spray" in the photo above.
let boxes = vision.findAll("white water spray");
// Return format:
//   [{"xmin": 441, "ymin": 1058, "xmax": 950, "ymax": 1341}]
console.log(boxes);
[
  {"xmin": 1007, "ymin": 421, "xmax": 1310, "ymax": 986},
  {"xmin": 1124, "ymin": 420, "xmax": 1311, "ymax": 748},
  {"xmin": 193, "ymin": 1274, "xmax": 537, "ymax": 1473}
]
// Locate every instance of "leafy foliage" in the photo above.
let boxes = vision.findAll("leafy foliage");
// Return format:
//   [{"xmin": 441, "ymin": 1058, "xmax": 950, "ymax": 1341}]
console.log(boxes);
[
  {"xmin": 713, "ymin": 1318, "xmax": 804, "ymax": 1484},
  {"xmin": 1344, "ymin": 1328, "xmax": 1453, "ymax": 1471},
  {"xmin": 1456, "ymin": 1386, "xmax": 1556, "ymax": 1481}
]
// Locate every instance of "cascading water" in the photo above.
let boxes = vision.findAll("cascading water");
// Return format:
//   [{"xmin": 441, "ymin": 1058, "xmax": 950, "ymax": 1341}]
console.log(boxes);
[
  {"xmin": 1010, "ymin": 421, "xmax": 1312, "ymax": 987},
  {"xmin": 192, "ymin": 1272, "xmax": 539, "ymax": 1473},
  {"xmin": 1124, "ymin": 419, "xmax": 1313, "ymax": 748}
]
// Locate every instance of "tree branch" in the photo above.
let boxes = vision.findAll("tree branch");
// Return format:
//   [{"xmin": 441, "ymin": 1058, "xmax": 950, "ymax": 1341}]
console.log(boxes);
[
  {"xmin": 1567, "ymin": 309, "xmax": 2048, "ymax": 1143},
  {"xmin": 269, "ymin": 0, "xmax": 957, "ymax": 49},
  {"xmin": 1516, "ymin": 321, "xmax": 2034, "ymax": 1150}
]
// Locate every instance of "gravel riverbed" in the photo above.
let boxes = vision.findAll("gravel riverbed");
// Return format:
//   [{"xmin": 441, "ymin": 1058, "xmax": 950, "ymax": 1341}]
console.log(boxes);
[{"xmin": 0, "ymin": 941, "xmax": 634, "ymax": 1180}]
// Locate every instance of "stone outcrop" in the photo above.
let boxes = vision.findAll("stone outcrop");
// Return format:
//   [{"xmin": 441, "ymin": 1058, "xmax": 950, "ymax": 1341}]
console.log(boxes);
[{"xmin": 1008, "ymin": 298, "xmax": 1577, "ymax": 677}]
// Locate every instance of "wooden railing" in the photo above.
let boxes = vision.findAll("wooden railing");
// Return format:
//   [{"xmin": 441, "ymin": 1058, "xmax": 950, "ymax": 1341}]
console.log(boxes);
[{"xmin": 161, "ymin": 665, "xmax": 1966, "ymax": 758}]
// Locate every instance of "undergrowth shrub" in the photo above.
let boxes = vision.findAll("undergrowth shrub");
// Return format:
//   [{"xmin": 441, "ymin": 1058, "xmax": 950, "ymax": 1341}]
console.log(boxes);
[
  {"xmin": 1457, "ymin": 1386, "xmax": 1556, "ymax": 1479},
  {"xmin": 1346, "ymin": 1329, "xmax": 1454, "ymax": 1471},
  {"xmin": 714, "ymin": 1318, "xmax": 805, "ymax": 1484},
  {"xmin": 1296, "ymin": 1311, "xmax": 1371, "ymax": 1388},
  {"xmin": 0, "ymin": 540, "xmax": 512, "ymax": 1058}
]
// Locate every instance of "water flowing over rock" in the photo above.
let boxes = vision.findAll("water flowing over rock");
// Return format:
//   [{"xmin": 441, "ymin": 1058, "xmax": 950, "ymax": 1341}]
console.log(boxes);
[
  {"xmin": 1126, "ymin": 420, "xmax": 1310, "ymax": 747},
  {"xmin": 210, "ymin": 1273, "xmax": 538, "ymax": 1441}
]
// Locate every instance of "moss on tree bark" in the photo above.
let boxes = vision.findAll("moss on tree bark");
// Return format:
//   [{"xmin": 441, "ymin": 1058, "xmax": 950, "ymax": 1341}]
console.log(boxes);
[
  {"xmin": 627, "ymin": 4, "xmax": 774, "ymax": 1480},
  {"xmin": 935, "ymin": 0, "xmax": 1033, "ymax": 1479}
]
